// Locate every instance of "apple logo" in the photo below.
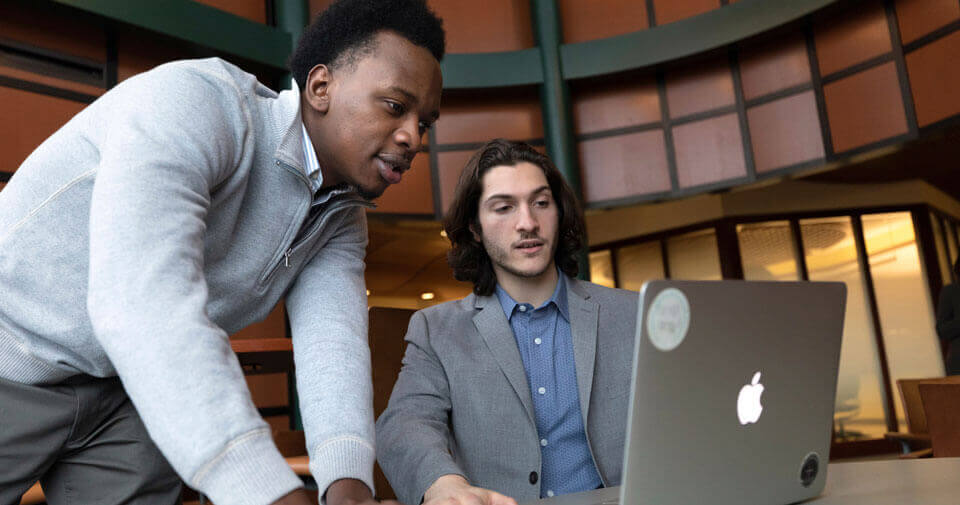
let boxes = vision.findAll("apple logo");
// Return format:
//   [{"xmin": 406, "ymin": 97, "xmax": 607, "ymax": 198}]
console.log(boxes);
[{"xmin": 737, "ymin": 371, "xmax": 764, "ymax": 425}]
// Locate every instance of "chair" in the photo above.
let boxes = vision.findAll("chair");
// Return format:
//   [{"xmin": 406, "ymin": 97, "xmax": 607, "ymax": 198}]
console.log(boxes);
[
  {"xmin": 918, "ymin": 382, "xmax": 960, "ymax": 457},
  {"xmin": 885, "ymin": 376, "xmax": 960, "ymax": 458}
]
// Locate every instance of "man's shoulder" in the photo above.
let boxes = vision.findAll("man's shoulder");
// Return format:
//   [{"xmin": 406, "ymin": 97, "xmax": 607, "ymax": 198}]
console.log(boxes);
[
  {"xmin": 416, "ymin": 293, "xmax": 478, "ymax": 321},
  {"xmin": 570, "ymin": 277, "xmax": 638, "ymax": 305}
]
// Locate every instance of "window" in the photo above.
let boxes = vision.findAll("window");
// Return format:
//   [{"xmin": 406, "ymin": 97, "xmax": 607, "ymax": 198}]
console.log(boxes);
[
  {"xmin": 615, "ymin": 241, "xmax": 665, "ymax": 291},
  {"xmin": 737, "ymin": 221, "xmax": 801, "ymax": 281},
  {"xmin": 666, "ymin": 228, "xmax": 721, "ymax": 280}
]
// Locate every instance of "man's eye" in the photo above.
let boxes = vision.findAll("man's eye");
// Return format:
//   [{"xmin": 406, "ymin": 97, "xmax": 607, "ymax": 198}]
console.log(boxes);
[
  {"xmin": 495, "ymin": 206, "xmax": 512, "ymax": 213},
  {"xmin": 535, "ymin": 200, "xmax": 550, "ymax": 207},
  {"xmin": 387, "ymin": 101, "xmax": 405, "ymax": 115}
]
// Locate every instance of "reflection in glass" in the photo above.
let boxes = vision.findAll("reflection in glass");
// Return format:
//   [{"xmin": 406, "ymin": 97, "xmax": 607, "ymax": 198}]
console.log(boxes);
[
  {"xmin": 930, "ymin": 212, "xmax": 953, "ymax": 285},
  {"xmin": 800, "ymin": 217, "xmax": 887, "ymax": 441},
  {"xmin": 616, "ymin": 241, "xmax": 665, "ymax": 291},
  {"xmin": 736, "ymin": 221, "xmax": 800, "ymax": 281},
  {"xmin": 666, "ymin": 228, "xmax": 721, "ymax": 280},
  {"xmin": 589, "ymin": 250, "xmax": 615, "ymax": 288},
  {"xmin": 863, "ymin": 212, "xmax": 945, "ymax": 430}
]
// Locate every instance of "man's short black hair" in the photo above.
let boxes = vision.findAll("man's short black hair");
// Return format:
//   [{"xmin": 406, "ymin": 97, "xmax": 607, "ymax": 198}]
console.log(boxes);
[{"xmin": 289, "ymin": 0, "xmax": 445, "ymax": 90}]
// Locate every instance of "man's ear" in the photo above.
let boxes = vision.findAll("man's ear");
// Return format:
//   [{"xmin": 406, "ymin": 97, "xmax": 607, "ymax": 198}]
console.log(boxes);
[
  {"xmin": 304, "ymin": 64, "xmax": 332, "ymax": 114},
  {"xmin": 469, "ymin": 223, "xmax": 482, "ymax": 243}
]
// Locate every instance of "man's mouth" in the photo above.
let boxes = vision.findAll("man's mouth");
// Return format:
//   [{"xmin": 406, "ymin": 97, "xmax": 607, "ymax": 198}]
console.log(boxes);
[
  {"xmin": 514, "ymin": 239, "xmax": 545, "ymax": 254},
  {"xmin": 376, "ymin": 154, "xmax": 410, "ymax": 185}
]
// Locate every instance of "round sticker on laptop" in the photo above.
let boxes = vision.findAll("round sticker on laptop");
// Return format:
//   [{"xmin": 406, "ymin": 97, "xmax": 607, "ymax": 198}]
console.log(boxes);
[{"xmin": 646, "ymin": 287, "xmax": 690, "ymax": 352}]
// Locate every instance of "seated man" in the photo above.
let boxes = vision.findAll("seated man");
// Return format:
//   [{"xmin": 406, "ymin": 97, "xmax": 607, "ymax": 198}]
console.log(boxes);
[{"xmin": 376, "ymin": 139, "xmax": 638, "ymax": 505}]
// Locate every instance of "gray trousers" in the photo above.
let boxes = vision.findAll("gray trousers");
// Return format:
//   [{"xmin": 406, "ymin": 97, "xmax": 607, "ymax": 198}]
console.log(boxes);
[{"xmin": 0, "ymin": 376, "xmax": 182, "ymax": 505}]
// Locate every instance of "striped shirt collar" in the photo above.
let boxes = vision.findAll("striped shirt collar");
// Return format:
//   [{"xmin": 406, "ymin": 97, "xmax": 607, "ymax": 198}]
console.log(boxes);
[{"xmin": 300, "ymin": 122, "xmax": 323, "ymax": 193}]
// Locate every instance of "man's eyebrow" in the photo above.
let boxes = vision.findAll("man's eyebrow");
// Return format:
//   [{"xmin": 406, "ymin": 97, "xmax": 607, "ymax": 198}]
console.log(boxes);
[
  {"xmin": 482, "ymin": 186, "xmax": 550, "ymax": 204},
  {"xmin": 389, "ymin": 86, "xmax": 417, "ymax": 101}
]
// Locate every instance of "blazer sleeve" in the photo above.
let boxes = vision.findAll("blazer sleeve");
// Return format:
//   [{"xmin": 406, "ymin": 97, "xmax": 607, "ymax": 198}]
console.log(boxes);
[
  {"xmin": 936, "ymin": 286, "xmax": 960, "ymax": 343},
  {"xmin": 376, "ymin": 310, "xmax": 466, "ymax": 505}
]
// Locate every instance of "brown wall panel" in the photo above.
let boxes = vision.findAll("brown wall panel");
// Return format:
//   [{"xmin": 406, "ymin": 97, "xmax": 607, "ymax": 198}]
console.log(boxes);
[
  {"xmin": 814, "ymin": 0, "xmax": 892, "ymax": 77},
  {"xmin": 894, "ymin": 0, "xmax": 960, "ymax": 44},
  {"xmin": 738, "ymin": 32, "xmax": 811, "ymax": 101},
  {"xmin": 747, "ymin": 91, "xmax": 825, "ymax": 173},
  {"xmin": 436, "ymin": 150, "xmax": 475, "ymax": 214},
  {"xmin": 0, "ymin": 66, "xmax": 104, "ymax": 98},
  {"xmin": 369, "ymin": 149, "xmax": 435, "ymax": 215},
  {"xmin": 0, "ymin": 2, "xmax": 105, "ymax": 63},
  {"xmin": 0, "ymin": 87, "xmax": 86, "ymax": 172},
  {"xmin": 672, "ymin": 113, "xmax": 746, "ymax": 188},
  {"xmin": 116, "ymin": 31, "xmax": 194, "ymax": 82},
  {"xmin": 231, "ymin": 302, "xmax": 287, "ymax": 339},
  {"xmin": 572, "ymin": 77, "xmax": 660, "ymax": 134},
  {"xmin": 195, "ymin": 0, "xmax": 267, "ymax": 24},
  {"xmin": 309, "ymin": 0, "xmax": 336, "ymax": 18},
  {"xmin": 559, "ymin": 0, "xmax": 649, "ymax": 43},
  {"xmin": 665, "ymin": 56, "xmax": 735, "ymax": 119},
  {"xmin": 434, "ymin": 97, "xmax": 543, "ymax": 144},
  {"xmin": 652, "ymin": 0, "xmax": 720, "ymax": 25},
  {"xmin": 823, "ymin": 62, "xmax": 908, "ymax": 153},
  {"xmin": 579, "ymin": 130, "xmax": 671, "ymax": 203},
  {"xmin": 906, "ymin": 30, "xmax": 960, "ymax": 127},
  {"xmin": 427, "ymin": 0, "xmax": 534, "ymax": 53}
]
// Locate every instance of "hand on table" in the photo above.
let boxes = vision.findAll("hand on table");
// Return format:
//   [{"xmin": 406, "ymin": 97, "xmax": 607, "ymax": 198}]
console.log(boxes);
[
  {"xmin": 423, "ymin": 475, "xmax": 518, "ymax": 505},
  {"xmin": 326, "ymin": 478, "xmax": 403, "ymax": 505}
]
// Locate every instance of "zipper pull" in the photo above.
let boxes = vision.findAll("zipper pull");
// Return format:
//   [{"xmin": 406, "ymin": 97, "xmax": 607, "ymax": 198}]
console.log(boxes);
[{"xmin": 283, "ymin": 249, "xmax": 292, "ymax": 267}]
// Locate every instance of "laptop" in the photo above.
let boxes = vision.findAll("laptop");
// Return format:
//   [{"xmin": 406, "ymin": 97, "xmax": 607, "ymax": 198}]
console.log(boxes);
[{"xmin": 529, "ymin": 280, "xmax": 846, "ymax": 505}]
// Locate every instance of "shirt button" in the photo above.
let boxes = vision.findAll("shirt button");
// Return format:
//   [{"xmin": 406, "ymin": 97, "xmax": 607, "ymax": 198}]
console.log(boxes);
[
  {"xmin": 534, "ymin": 337, "xmax": 542, "ymax": 345},
  {"xmin": 519, "ymin": 305, "xmax": 527, "ymax": 312},
  {"xmin": 540, "ymin": 438, "xmax": 548, "ymax": 447},
  {"xmin": 538, "ymin": 387, "xmax": 546, "ymax": 395},
  {"xmin": 529, "ymin": 471, "xmax": 538, "ymax": 484},
  {"xmin": 547, "ymin": 491, "xmax": 555, "ymax": 497}
]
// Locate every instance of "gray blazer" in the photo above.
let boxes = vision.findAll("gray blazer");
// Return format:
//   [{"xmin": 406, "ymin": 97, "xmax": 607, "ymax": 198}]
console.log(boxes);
[{"xmin": 376, "ymin": 277, "xmax": 638, "ymax": 504}]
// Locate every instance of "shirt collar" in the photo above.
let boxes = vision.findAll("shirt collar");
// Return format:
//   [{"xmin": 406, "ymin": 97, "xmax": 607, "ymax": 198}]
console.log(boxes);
[
  {"xmin": 300, "ymin": 123, "xmax": 323, "ymax": 193},
  {"xmin": 495, "ymin": 269, "xmax": 569, "ymax": 322}
]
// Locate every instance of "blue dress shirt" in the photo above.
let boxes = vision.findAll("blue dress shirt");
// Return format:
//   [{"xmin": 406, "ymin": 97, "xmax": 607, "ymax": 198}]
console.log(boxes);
[{"xmin": 495, "ymin": 274, "xmax": 603, "ymax": 498}]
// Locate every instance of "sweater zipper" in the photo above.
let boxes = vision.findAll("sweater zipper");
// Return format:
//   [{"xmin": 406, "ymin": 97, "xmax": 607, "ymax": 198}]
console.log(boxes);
[{"xmin": 257, "ymin": 159, "xmax": 373, "ymax": 287}]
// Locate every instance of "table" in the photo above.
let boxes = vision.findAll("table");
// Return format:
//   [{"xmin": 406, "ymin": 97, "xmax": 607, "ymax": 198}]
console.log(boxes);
[
  {"xmin": 525, "ymin": 458, "xmax": 960, "ymax": 505},
  {"xmin": 811, "ymin": 457, "xmax": 960, "ymax": 504}
]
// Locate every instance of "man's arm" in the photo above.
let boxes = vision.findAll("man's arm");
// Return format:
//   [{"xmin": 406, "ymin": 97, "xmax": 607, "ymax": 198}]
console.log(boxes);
[
  {"xmin": 375, "ymin": 311, "xmax": 516, "ymax": 505},
  {"xmin": 285, "ymin": 207, "xmax": 380, "ymax": 505},
  {"xmin": 87, "ymin": 61, "xmax": 302, "ymax": 505}
]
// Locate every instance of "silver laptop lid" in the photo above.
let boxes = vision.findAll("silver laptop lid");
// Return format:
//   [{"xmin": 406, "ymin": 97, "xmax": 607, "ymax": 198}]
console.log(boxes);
[{"xmin": 621, "ymin": 280, "xmax": 846, "ymax": 505}]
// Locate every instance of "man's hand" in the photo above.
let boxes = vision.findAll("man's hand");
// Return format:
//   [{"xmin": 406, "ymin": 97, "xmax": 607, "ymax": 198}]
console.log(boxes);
[
  {"xmin": 270, "ymin": 488, "xmax": 313, "ymax": 505},
  {"xmin": 423, "ymin": 475, "xmax": 518, "ymax": 505},
  {"xmin": 326, "ymin": 478, "xmax": 402, "ymax": 505}
]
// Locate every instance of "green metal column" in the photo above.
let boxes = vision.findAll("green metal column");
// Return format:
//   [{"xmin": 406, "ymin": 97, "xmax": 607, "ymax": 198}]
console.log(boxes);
[
  {"xmin": 275, "ymin": 0, "xmax": 310, "ymax": 88},
  {"xmin": 530, "ymin": 0, "xmax": 589, "ymax": 279}
]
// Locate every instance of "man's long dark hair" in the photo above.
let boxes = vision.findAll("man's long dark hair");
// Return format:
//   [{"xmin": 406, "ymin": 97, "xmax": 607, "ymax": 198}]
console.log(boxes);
[{"xmin": 443, "ymin": 139, "xmax": 586, "ymax": 296}]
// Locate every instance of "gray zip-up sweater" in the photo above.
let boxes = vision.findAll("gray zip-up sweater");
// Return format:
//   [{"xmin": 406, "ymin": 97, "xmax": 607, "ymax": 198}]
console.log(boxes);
[{"xmin": 0, "ymin": 58, "xmax": 375, "ymax": 505}]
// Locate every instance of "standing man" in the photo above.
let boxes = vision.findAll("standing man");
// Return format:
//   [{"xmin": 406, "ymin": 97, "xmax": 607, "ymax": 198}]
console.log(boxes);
[
  {"xmin": 0, "ymin": 1, "xmax": 443, "ymax": 504},
  {"xmin": 376, "ymin": 140, "xmax": 638, "ymax": 505}
]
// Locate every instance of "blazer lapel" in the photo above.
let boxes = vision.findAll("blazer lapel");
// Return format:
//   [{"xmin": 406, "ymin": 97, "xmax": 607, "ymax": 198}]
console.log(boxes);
[
  {"xmin": 568, "ymin": 279, "xmax": 599, "ymax": 424},
  {"xmin": 472, "ymin": 294, "xmax": 536, "ymax": 424}
]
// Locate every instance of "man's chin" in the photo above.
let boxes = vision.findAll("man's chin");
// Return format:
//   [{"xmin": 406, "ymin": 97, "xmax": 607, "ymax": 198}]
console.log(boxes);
[{"xmin": 356, "ymin": 180, "xmax": 389, "ymax": 201}]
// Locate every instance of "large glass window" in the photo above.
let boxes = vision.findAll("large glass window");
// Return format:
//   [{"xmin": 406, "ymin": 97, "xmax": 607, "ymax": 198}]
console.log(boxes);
[
  {"xmin": 666, "ymin": 228, "xmax": 721, "ymax": 280},
  {"xmin": 863, "ymin": 212, "xmax": 945, "ymax": 430},
  {"xmin": 800, "ymin": 217, "xmax": 887, "ymax": 440},
  {"xmin": 615, "ymin": 240, "xmax": 665, "ymax": 291},
  {"xmin": 589, "ymin": 250, "xmax": 616, "ymax": 288},
  {"xmin": 736, "ymin": 221, "xmax": 801, "ymax": 281},
  {"xmin": 930, "ymin": 212, "xmax": 953, "ymax": 285}
]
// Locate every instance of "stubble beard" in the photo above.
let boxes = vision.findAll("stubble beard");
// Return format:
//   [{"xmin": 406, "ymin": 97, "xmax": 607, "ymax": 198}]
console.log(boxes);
[{"xmin": 483, "ymin": 235, "xmax": 556, "ymax": 280}]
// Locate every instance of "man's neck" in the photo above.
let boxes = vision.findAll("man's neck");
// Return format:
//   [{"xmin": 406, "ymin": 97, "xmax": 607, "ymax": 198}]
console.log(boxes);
[{"xmin": 496, "ymin": 265, "xmax": 559, "ymax": 308}]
